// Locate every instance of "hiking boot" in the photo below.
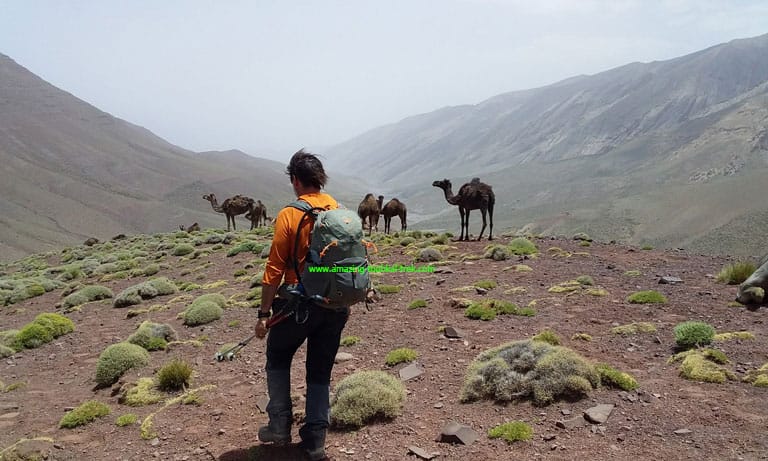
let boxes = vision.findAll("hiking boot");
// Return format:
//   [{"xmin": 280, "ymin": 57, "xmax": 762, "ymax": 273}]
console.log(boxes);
[
  {"xmin": 298, "ymin": 440, "xmax": 328, "ymax": 461},
  {"xmin": 257, "ymin": 425, "xmax": 291, "ymax": 445}
]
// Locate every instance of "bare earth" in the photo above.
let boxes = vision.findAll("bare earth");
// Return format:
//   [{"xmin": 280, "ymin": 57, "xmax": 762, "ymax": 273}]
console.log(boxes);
[{"xmin": 1, "ymin": 235, "xmax": 767, "ymax": 461}]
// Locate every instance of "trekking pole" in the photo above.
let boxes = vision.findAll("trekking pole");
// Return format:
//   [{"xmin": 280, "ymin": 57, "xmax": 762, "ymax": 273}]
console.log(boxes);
[{"xmin": 213, "ymin": 300, "xmax": 300, "ymax": 361}]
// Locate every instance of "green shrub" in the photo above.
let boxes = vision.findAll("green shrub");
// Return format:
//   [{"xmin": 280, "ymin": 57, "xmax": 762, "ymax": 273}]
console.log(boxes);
[
  {"xmin": 532, "ymin": 329, "xmax": 561, "ymax": 346},
  {"xmin": 575, "ymin": 275, "xmax": 594, "ymax": 286},
  {"xmin": 595, "ymin": 363, "xmax": 638, "ymax": 390},
  {"xmin": 116, "ymin": 413, "xmax": 138, "ymax": 426},
  {"xmin": 484, "ymin": 244, "xmax": 509, "ymax": 261},
  {"xmin": 571, "ymin": 333, "xmax": 592, "ymax": 341},
  {"xmin": 227, "ymin": 241, "xmax": 266, "ymax": 257},
  {"xmin": 408, "ymin": 299, "xmax": 427, "ymax": 309},
  {"xmin": 13, "ymin": 313, "xmax": 75, "ymax": 350},
  {"xmin": 674, "ymin": 321, "xmax": 715, "ymax": 349},
  {"xmin": 385, "ymin": 348, "xmax": 418, "ymax": 366},
  {"xmin": 62, "ymin": 285, "xmax": 114, "ymax": 309},
  {"xmin": 113, "ymin": 278, "xmax": 177, "ymax": 308},
  {"xmin": 508, "ymin": 238, "xmax": 538, "ymax": 255},
  {"xmin": 473, "ymin": 279, "xmax": 497, "ymax": 290},
  {"xmin": 127, "ymin": 321, "xmax": 177, "ymax": 351},
  {"xmin": 183, "ymin": 300, "xmax": 224, "ymax": 326},
  {"xmin": 626, "ymin": 290, "xmax": 667, "ymax": 304},
  {"xmin": 95, "ymin": 342, "xmax": 151, "ymax": 386},
  {"xmin": 464, "ymin": 303, "xmax": 496, "ymax": 321},
  {"xmin": 171, "ymin": 244, "xmax": 195, "ymax": 256},
  {"xmin": 460, "ymin": 340, "xmax": 600, "ymax": 406},
  {"xmin": 59, "ymin": 400, "xmax": 110, "ymax": 428},
  {"xmin": 716, "ymin": 261, "xmax": 756, "ymax": 285},
  {"xmin": 377, "ymin": 284, "xmax": 401, "ymax": 294},
  {"xmin": 156, "ymin": 358, "xmax": 194, "ymax": 391},
  {"xmin": 340, "ymin": 336, "xmax": 361, "ymax": 346},
  {"xmin": 399, "ymin": 237, "xmax": 416, "ymax": 246},
  {"xmin": 142, "ymin": 264, "xmax": 160, "ymax": 276},
  {"xmin": 672, "ymin": 351, "xmax": 733, "ymax": 383},
  {"xmin": 330, "ymin": 370, "xmax": 406, "ymax": 428},
  {"xmin": 0, "ymin": 344, "xmax": 14, "ymax": 358},
  {"xmin": 488, "ymin": 421, "xmax": 533, "ymax": 443},
  {"xmin": 118, "ymin": 377, "xmax": 164, "ymax": 406}
]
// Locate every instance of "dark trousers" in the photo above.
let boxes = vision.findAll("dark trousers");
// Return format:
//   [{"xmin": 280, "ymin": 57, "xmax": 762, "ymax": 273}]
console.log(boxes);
[{"xmin": 265, "ymin": 299, "xmax": 349, "ymax": 450}]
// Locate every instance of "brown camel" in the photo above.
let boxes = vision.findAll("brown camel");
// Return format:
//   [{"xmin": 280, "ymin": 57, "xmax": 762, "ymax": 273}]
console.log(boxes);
[
  {"xmin": 357, "ymin": 193, "xmax": 381, "ymax": 236},
  {"xmin": 432, "ymin": 177, "xmax": 494, "ymax": 241},
  {"xmin": 381, "ymin": 198, "xmax": 407, "ymax": 234},
  {"xmin": 202, "ymin": 193, "xmax": 255, "ymax": 231},
  {"xmin": 244, "ymin": 200, "xmax": 268, "ymax": 229},
  {"xmin": 179, "ymin": 222, "xmax": 201, "ymax": 233}
]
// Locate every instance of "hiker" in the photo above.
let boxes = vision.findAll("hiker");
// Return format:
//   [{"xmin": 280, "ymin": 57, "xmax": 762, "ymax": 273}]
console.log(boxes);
[{"xmin": 254, "ymin": 149, "xmax": 350, "ymax": 461}]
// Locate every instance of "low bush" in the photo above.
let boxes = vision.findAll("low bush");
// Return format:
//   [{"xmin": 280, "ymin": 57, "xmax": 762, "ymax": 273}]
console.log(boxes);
[
  {"xmin": 118, "ymin": 377, "xmax": 164, "ymax": 406},
  {"xmin": 508, "ymin": 238, "xmax": 538, "ymax": 255},
  {"xmin": 385, "ymin": 348, "xmax": 418, "ymax": 366},
  {"xmin": 156, "ymin": 358, "xmax": 194, "ymax": 391},
  {"xmin": 340, "ymin": 336, "xmax": 361, "ymax": 346},
  {"xmin": 408, "ymin": 299, "xmax": 427, "ymax": 309},
  {"xmin": 716, "ymin": 261, "xmax": 755, "ymax": 285},
  {"xmin": 62, "ymin": 285, "xmax": 114, "ymax": 309},
  {"xmin": 674, "ymin": 321, "xmax": 715, "ymax": 349},
  {"xmin": 595, "ymin": 363, "xmax": 638, "ymax": 390},
  {"xmin": 626, "ymin": 290, "xmax": 667, "ymax": 304},
  {"xmin": 488, "ymin": 421, "xmax": 533, "ymax": 443},
  {"xmin": 95, "ymin": 342, "xmax": 150, "ymax": 387},
  {"xmin": 532, "ymin": 329, "xmax": 561, "ymax": 346},
  {"xmin": 127, "ymin": 321, "xmax": 177, "ymax": 351},
  {"xmin": 12, "ymin": 313, "xmax": 75, "ymax": 350},
  {"xmin": 330, "ymin": 370, "xmax": 406, "ymax": 428},
  {"xmin": 116, "ymin": 413, "xmax": 138, "ymax": 426},
  {"xmin": 60, "ymin": 400, "xmax": 110, "ymax": 428}
]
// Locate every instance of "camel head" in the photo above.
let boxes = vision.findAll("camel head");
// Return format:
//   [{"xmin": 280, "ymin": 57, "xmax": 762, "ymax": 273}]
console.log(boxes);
[
  {"xmin": 202, "ymin": 193, "xmax": 216, "ymax": 202},
  {"xmin": 432, "ymin": 179, "xmax": 452, "ymax": 190}
]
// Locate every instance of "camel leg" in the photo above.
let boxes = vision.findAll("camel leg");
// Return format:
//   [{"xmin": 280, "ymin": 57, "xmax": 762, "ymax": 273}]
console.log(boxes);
[
  {"xmin": 456, "ymin": 208, "xmax": 466, "ymax": 241},
  {"xmin": 477, "ymin": 209, "xmax": 487, "ymax": 241},
  {"xmin": 464, "ymin": 209, "xmax": 471, "ymax": 241}
]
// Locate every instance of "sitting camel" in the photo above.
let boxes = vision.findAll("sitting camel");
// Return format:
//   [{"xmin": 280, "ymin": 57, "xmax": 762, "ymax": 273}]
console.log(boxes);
[
  {"xmin": 179, "ymin": 223, "xmax": 201, "ymax": 233},
  {"xmin": 202, "ymin": 193, "xmax": 255, "ymax": 231},
  {"xmin": 357, "ymin": 193, "xmax": 383, "ymax": 236},
  {"xmin": 737, "ymin": 255, "xmax": 768, "ymax": 306},
  {"xmin": 244, "ymin": 200, "xmax": 268, "ymax": 229},
  {"xmin": 432, "ymin": 177, "xmax": 495, "ymax": 241},
  {"xmin": 381, "ymin": 198, "xmax": 407, "ymax": 234}
]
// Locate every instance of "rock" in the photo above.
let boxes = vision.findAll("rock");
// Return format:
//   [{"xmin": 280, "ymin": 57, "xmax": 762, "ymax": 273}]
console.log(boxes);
[
  {"xmin": 335, "ymin": 352, "xmax": 354, "ymax": 363},
  {"xmin": 673, "ymin": 428, "xmax": 693, "ymax": 435},
  {"xmin": 443, "ymin": 326, "xmax": 464, "ymax": 339},
  {"xmin": 433, "ymin": 267, "xmax": 453, "ymax": 274},
  {"xmin": 556, "ymin": 416, "xmax": 588, "ymax": 429},
  {"xmin": 255, "ymin": 397, "xmax": 270, "ymax": 413},
  {"xmin": 584, "ymin": 404, "xmax": 615, "ymax": 424},
  {"xmin": 0, "ymin": 412, "xmax": 20, "ymax": 419},
  {"xmin": 437, "ymin": 421, "xmax": 478, "ymax": 445},
  {"xmin": 407, "ymin": 446, "xmax": 439, "ymax": 460},
  {"xmin": 436, "ymin": 279, "xmax": 446, "ymax": 286},
  {"xmin": 659, "ymin": 276, "xmax": 683, "ymax": 285},
  {"xmin": 475, "ymin": 287, "xmax": 488, "ymax": 295},
  {"xmin": 399, "ymin": 362, "xmax": 425, "ymax": 381}
]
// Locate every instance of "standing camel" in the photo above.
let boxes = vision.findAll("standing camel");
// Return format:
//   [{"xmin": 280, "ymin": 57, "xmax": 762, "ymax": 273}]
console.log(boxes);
[
  {"xmin": 244, "ymin": 200, "xmax": 268, "ymax": 229},
  {"xmin": 381, "ymin": 198, "xmax": 407, "ymax": 234},
  {"xmin": 357, "ymin": 193, "xmax": 382, "ymax": 236},
  {"xmin": 202, "ymin": 193, "xmax": 254, "ymax": 231},
  {"xmin": 432, "ymin": 178, "xmax": 494, "ymax": 241}
]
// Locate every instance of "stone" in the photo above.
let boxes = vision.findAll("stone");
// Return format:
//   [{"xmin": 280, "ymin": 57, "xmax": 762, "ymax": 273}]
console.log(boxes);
[
  {"xmin": 659, "ymin": 276, "xmax": 683, "ymax": 285},
  {"xmin": 443, "ymin": 326, "xmax": 464, "ymax": 339},
  {"xmin": 255, "ymin": 396, "xmax": 270, "ymax": 413},
  {"xmin": 399, "ymin": 362, "xmax": 425, "ymax": 381},
  {"xmin": 673, "ymin": 428, "xmax": 693, "ymax": 435},
  {"xmin": 437, "ymin": 421, "xmax": 478, "ymax": 445},
  {"xmin": 556, "ymin": 416, "xmax": 588, "ymax": 429},
  {"xmin": 407, "ymin": 446, "xmax": 439, "ymax": 460},
  {"xmin": 335, "ymin": 352, "xmax": 354, "ymax": 363},
  {"xmin": 584, "ymin": 404, "xmax": 615, "ymax": 424}
]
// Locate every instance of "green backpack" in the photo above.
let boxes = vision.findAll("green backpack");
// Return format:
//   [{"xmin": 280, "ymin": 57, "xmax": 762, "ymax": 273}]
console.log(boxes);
[{"xmin": 287, "ymin": 200, "xmax": 371, "ymax": 309}]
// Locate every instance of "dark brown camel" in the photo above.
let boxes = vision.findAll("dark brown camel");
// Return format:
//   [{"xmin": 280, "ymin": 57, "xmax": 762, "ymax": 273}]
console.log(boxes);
[
  {"xmin": 432, "ymin": 178, "xmax": 494, "ymax": 241},
  {"xmin": 244, "ymin": 200, "xmax": 268, "ymax": 229},
  {"xmin": 381, "ymin": 198, "xmax": 407, "ymax": 234},
  {"xmin": 179, "ymin": 222, "xmax": 201, "ymax": 232},
  {"xmin": 357, "ymin": 193, "xmax": 381, "ymax": 236},
  {"xmin": 202, "ymin": 193, "xmax": 255, "ymax": 231}
]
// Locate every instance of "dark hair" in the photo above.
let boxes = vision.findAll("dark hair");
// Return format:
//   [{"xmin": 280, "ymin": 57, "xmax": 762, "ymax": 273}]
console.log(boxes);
[{"xmin": 286, "ymin": 148, "xmax": 327, "ymax": 189}]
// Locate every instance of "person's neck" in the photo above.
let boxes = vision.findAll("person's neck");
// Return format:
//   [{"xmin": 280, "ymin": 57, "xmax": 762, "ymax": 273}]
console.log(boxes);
[{"xmin": 296, "ymin": 186, "xmax": 321, "ymax": 197}]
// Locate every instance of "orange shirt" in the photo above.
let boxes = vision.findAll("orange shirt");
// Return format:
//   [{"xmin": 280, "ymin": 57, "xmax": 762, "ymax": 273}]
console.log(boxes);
[{"xmin": 262, "ymin": 192, "xmax": 338, "ymax": 287}]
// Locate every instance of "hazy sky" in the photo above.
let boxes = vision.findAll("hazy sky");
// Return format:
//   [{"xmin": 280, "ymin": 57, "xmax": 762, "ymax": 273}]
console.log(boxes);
[{"xmin": 1, "ymin": 1, "xmax": 766, "ymax": 161}]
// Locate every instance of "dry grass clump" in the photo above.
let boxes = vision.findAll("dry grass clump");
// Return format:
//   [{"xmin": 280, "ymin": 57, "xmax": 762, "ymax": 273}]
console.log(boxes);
[
  {"xmin": 330, "ymin": 371, "xmax": 406, "ymax": 428},
  {"xmin": 460, "ymin": 340, "xmax": 599, "ymax": 406},
  {"xmin": 716, "ymin": 261, "xmax": 756, "ymax": 285},
  {"xmin": 59, "ymin": 400, "xmax": 110, "ymax": 428}
]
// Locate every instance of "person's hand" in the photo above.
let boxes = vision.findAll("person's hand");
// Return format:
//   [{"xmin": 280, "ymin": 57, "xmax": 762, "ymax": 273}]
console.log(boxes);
[{"xmin": 255, "ymin": 318, "xmax": 269, "ymax": 339}]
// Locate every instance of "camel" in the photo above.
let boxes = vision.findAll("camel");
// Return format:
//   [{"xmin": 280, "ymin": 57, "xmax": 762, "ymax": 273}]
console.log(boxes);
[
  {"xmin": 244, "ymin": 200, "xmax": 268, "ymax": 229},
  {"xmin": 357, "ymin": 193, "xmax": 382, "ymax": 236},
  {"xmin": 202, "ymin": 193, "xmax": 255, "ymax": 231},
  {"xmin": 432, "ymin": 177, "xmax": 495, "ymax": 241},
  {"xmin": 179, "ymin": 222, "xmax": 201, "ymax": 233},
  {"xmin": 381, "ymin": 198, "xmax": 407, "ymax": 234}
]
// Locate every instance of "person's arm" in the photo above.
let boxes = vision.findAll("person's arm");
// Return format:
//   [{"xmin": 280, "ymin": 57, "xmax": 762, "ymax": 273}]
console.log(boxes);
[{"xmin": 255, "ymin": 209, "xmax": 292, "ymax": 338}]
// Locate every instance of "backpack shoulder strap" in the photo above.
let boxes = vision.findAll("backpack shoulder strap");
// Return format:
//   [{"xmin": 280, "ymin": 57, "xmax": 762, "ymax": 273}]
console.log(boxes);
[{"xmin": 283, "ymin": 199, "xmax": 326, "ymax": 289}]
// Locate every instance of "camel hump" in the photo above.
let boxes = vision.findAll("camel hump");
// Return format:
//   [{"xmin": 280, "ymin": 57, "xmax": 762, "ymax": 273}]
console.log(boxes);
[{"xmin": 471, "ymin": 177, "xmax": 481, "ymax": 185}]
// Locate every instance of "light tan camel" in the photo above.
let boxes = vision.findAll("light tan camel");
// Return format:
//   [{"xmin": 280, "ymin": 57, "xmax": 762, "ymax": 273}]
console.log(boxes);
[
  {"xmin": 357, "ymin": 193, "xmax": 381, "ymax": 236},
  {"xmin": 432, "ymin": 177, "xmax": 494, "ymax": 241},
  {"xmin": 244, "ymin": 200, "xmax": 268, "ymax": 229},
  {"xmin": 381, "ymin": 198, "xmax": 407, "ymax": 234},
  {"xmin": 202, "ymin": 193, "xmax": 254, "ymax": 231}
]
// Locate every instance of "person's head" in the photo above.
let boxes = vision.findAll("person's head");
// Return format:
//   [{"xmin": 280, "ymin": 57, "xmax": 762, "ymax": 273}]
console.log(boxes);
[{"xmin": 286, "ymin": 148, "xmax": 327, "ymax": 195}]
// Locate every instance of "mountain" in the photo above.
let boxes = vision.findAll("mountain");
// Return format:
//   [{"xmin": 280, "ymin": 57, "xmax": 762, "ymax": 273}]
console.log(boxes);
[
  {"xmin": 0, "ymin": 54, "xmax": 358, "ymax": 262},
  {"xmin": 326, "ymin": 34, "xmax": 768, "ymax": 256}
]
